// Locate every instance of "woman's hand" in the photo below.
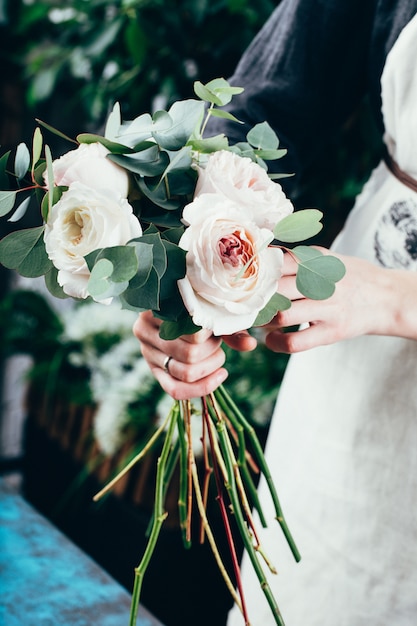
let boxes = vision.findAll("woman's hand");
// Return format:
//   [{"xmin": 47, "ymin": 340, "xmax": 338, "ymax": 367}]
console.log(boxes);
[
  {"xmin": 133, "ymin": 311, "xmax": 257, "ymax": 400},
  {"xmin": 264, "ymin": 249, "xmax": 417, "ymax": 353}
]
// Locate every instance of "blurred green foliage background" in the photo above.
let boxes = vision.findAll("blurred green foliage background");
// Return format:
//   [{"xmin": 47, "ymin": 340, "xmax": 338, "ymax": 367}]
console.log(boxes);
[
  {"xmin": 0, "ymin": 0, "xmax": 280, "ymax": 137},
  {"xmin": 0, "ymin": 0, "xmax": 383, "ymax": 244}
]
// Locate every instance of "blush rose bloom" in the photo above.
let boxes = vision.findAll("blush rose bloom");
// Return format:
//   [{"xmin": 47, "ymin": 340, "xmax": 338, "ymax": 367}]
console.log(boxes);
[
  {"xmin": 44, "ymin": 181, "xmax": 142, "ymax": 299},
  {"xmin": 177, "ymin": 192, "xmax": 284, "ymax": 335},
  {"xmin": 47, "ymin": 142, "xmax": 129, "ymax": 199},
  {"xmin": 195, "ymin": 150, "xmax": 293, "ymax": 231}
]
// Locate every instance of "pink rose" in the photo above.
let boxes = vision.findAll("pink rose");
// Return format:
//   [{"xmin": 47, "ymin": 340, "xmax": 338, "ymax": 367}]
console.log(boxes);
[
  {"xmin": 178, "ymin": 192, "xmax": 284, "ymax": 335},
  {"xmin": 195, "ymin": 150, "xmax": 293, "ymax": 230}
]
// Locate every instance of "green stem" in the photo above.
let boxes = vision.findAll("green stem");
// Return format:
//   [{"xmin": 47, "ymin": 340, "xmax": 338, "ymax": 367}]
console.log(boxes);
[
  {"xmin": 129, "ymin": 403, "xmax": 178, "ymax": 626},
  {"xmin": 93, "ymin": 411, "xmax": 171, "ymax": 502},
  {"xmin": 215, "ymin": 386, "xmax": 301, "ymax": 563},
  {"xmin": 189, "ymin": 433, "xmax": 243, "ymax": 614},
  {"xmin": 200, "ymin": 102, "xmax": 215, "ymax": 137},
  {"xmin": 176, "ymin": 403, "xmax": 192, "ymax": 548},
  {"xmin": 144, "ymin": 437, "xmax": 180, "ymax": 538},
  {"xmin": 213, "ymin": 413, "xmax": 285, "ymax": 626},
  {"xmin": 213, "ymin": 390, "xmax": 267, "ymax": 527}
]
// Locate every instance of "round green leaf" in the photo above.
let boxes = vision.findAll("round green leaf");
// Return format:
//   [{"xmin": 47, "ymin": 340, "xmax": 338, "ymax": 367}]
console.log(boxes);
[
  {"xmin": 274, "ymin": 209, "xmax": 324, "ymax": 243},
  {"xmin": 88, "ymin": 258, "xmax": 129, "ymax": 298},
  {"xmin": 247, "ymin": 122, "xmax": 279, "ymax": 150},
  {"xmin": 294, "ymin": 249, "xmax": 346, "ymax": 300}
]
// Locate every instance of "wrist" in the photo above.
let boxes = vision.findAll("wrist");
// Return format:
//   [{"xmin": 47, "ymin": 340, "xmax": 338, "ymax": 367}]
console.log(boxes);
[{"xmin": 377, "ymin": 268, "xmax": 417, "ymax": 340}]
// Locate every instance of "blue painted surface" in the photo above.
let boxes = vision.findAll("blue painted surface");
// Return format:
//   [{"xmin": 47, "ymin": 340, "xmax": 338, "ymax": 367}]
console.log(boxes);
[{"xmin": 0, "ymin": 480, "xmax": 163, "ymax": 626}]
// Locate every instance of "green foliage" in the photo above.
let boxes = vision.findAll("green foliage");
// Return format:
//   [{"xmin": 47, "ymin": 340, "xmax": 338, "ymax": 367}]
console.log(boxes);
[
  {"xmin": 254, "ymin": 292, "xmax": 291, "ymax": 326},
  {"xmin": 0, "ymin": 225, "xmax": 52, "ymax": 276},
  {"xmin": 274, "ymin": 208, "xmax": 324, "ymax": 243},
  {"xmin": 0, "ymin": 77, "xmax": 345, "ymax": 338},
  {"xmin": 293, "ymin": 246, "xmax": 346, "ymax": 300}
]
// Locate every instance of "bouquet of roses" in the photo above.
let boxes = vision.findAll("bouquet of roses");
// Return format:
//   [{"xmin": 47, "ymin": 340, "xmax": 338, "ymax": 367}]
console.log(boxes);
[{"xmin": 0, "ymin": 78, "xmax": 345, "ymax": 626}]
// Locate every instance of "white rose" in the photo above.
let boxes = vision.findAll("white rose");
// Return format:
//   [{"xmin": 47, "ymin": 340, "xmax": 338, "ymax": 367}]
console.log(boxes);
[
  {"xmin": 194, "ymin": 150, "xmax": 294, "ymax": 230},
  {"xmin": 47, "ymin": 142, "xmax": 129, "ymax": 199},
  {"xmin": 44, "ymin": 181, "xmax": 142, "ymax": 299},
  {"xmin": 178, "ymin": 193, "xmax": 284, "ymax": 335},
  {"xmin": 195, "ymin": 150, "xmax": 294, "ymax": 231}
]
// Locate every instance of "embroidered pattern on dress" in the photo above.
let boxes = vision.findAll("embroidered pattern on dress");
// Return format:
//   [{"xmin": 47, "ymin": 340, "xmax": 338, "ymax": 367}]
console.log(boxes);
[{"xmin": 374, "ymin": 198, "xmax": 417, "ymax": 268}]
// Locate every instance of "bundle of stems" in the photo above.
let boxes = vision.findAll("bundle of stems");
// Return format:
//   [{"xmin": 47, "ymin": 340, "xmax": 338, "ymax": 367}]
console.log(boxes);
[{"xmin": 93, "ymin": 385, "xmax": 300, "ymax": 626}]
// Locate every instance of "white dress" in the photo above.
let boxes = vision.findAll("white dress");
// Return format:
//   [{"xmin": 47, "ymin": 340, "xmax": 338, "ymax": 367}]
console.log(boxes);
[{"xmin": 228, "ymin": 12, "xmax": 417, "ymax": 626}]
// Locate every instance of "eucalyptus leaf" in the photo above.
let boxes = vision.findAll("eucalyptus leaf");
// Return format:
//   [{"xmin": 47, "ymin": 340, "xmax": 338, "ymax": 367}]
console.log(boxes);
[
  {"xmin": 14, "ymin": 143, "xmax": 30, "ymax": 180},
  {"xmin": 255, "ymin": 148, "xmax": 287, "ymax": 161},
  {"xmin": 118, "ymin": 113, "xmax": 153, "ymax": 146},
  {"xmin": 160, "ymin": 146, "xmax": 193, "ymax": 181},
  {"xmin": 165, "ymin": 170, "xmax": 196, "ymax": 196},
  {"xmin": 194, "ymin": 81, "xmax": 223, "ymax": 106},
  {"xmin": 206, "ymin": 78, "xmax": 244, "ymax": 96},
  {"xmin": 204, "ymin": 78, "xmax": 243, "ymax": 106},
  {"xmin": 41, "ymin": 186, "xmax": 64, "ymax": 222},
  {"xmin": 44, "ymin": 145, "xmax": 54, "ymax": 219},
  {"xmin": 188, "ymin": 135, "xmax": 229, "ymax": 153},
  {"xmin": 77, "ymin": 133, "xmax": 132, "ymax": 154},
  {"xmin": 88, "ymin": 258, "xmax": 130, "ymax": 299},
  {"xmin": 130, "ymin": 241, "xmax": 155, "ymax": 288},
  {"xmin": 159, "ymin": 239, "xmax": 186, "ymax": 300},
  {"xmin": 87, "ymin": 258, "xmax": 114, "ymax": 295},
  {"xmin": 32, "ymin": 128, "xmax": 43, "ymax": 175},
  {"xmin": 253, "ymin": 293, "xmax": 291, "ymax": 326},
  {"xmin": 293, "ymin": 246, "xmax": 346, "ymax": 300},
  {"xmin": 229, "ymin": 142, "xmax": 257, "ymax": 161},
  {"xmin": 161, "ymin": 226, "xmax": 185, "ymax": 245},
  {"xmin": 0, "ymin": 226, "xmax": 52, "ymax": 277},
  {"xmin": 88, "ymin": 245, "xmax": 139, "ymax": 283},
  {"xmin": 35, "ymin": 118, "xmax": 77, "ymax": 145},
  {"xmin": 132, "ymin": 140, "xmax": 158, "ymax": 152},
  {"xmin": 133, "ymin": 231, "xmax": 167, "ymax": 279},
  {"xmin": 152, "ymin": 100, "xmax": 205, "ymax": 150},
  {"xmin": 136, "ymin": 177, "xmax": 182, "ymax": 211},
  {"xmin": 0, "ymin": 191, "xmax": 17, "ymax": 217},
  {"xmin": 105, "ymin": 102, "xmax": 121, "ymax": 142},
  {"xmin": 247, "ymin": 122, "xmax": 279, "ymax": 150},
  {"xmin": 109, "ymin": 148, "xmax": 169, "ymax": 177},
  {"xmin": 33, "ymin": 161, "xmax": 46, "ymax": 186},
  {"xmin": 152, "ymin": 109, "xmax": 172, "ymax": 133},
  {"xmin": 8, "ymin": 196, "xmax": 31, "ymax": 223},
  {"xmin": 274, "ymin": 209, "xmax": 323, "ymax": 243},
  {"xmin": 123, "ymin": 266, "xmax": 160, "ymax": 310},
  {"xmin": 269, "ymin": 172, "xmax": 295, "ymax": 180},
  {"xmin": 209, "ymin": 109, "xmax": 243, "ymax": 124}
]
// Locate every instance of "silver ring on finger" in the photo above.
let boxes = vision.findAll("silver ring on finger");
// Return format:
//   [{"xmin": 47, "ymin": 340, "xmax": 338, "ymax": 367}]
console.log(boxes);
[{"xmin": 163, "ymin": 355, "xmax": 173, "ymax": 375}]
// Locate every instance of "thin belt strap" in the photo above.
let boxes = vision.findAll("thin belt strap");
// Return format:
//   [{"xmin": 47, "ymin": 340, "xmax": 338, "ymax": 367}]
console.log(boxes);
[{"xmin": 384, "ymin": 149, "xmax": 417, "ymax": 193}]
